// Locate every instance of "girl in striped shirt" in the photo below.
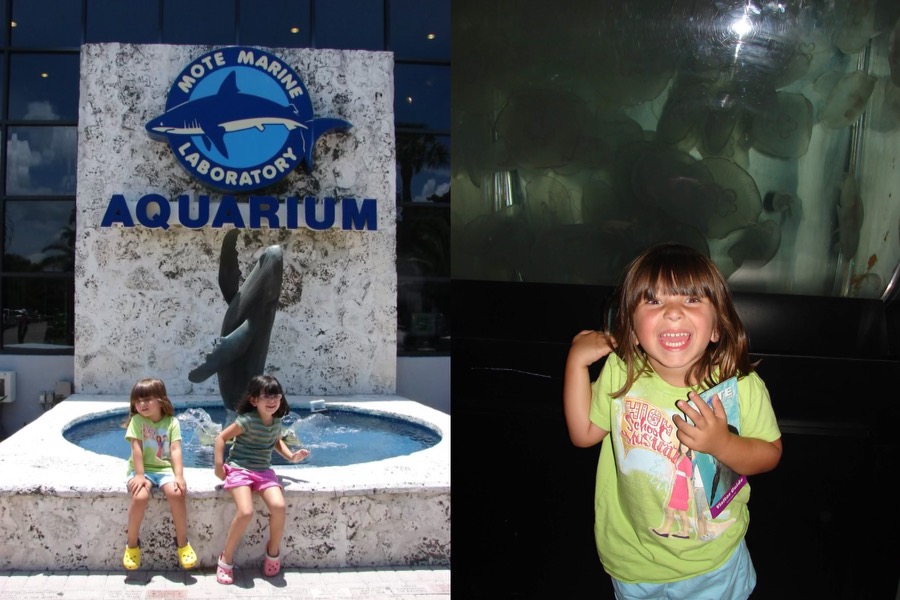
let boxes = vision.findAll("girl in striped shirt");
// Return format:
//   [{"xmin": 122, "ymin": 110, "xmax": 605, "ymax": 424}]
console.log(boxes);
[{"xmin": 213, "ymin": 374, "xmax": 310, "ymax": 584}]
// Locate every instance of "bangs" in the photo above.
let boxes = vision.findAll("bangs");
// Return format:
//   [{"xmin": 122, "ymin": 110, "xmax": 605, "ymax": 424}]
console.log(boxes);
[
  {"xmin": 132, "ymin": 380, "xmax": 164, "ymax": 399},
  {"xmin": 261, "ymin": 381, "xmax": 282, "ymax": 396},
  {"xmin": 632, "ymin": 250, "xmax": 718, "ymax": 301}
]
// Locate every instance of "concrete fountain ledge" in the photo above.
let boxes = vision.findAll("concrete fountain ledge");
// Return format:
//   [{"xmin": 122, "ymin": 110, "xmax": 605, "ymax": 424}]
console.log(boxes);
[{"xmin": 0, "ymin": 394, "xmax": 450, "ymax": 571}]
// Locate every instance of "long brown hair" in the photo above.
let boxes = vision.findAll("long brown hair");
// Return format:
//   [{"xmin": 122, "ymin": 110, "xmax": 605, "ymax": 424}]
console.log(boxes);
[{"xmin": 607, "ymin": 243, "xmax": 754, "ymax": 398}]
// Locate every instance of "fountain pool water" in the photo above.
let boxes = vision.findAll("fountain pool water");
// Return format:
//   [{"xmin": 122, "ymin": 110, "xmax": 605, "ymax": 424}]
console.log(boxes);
[
  {"xmin": 0, "ymin": 394, "xmax": 450, "ymax": 571},
  {"xmin": 64, "ymin": 405, "xmax": 441, "ymax": 468}
]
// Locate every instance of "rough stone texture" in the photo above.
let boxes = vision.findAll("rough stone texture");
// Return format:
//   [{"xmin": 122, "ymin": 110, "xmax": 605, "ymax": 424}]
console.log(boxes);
[
  {"xmin": 0, "ymin": 396, "xmax": 450, "ymax": 570},
  {"xmin": 74, "ymin": 44, "xmax": 397, "ymax": 396}
]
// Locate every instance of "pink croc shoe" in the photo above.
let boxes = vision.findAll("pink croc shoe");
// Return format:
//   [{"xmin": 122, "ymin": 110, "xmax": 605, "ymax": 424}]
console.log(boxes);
[
  {"xmin": 216, "ymin": 555, "xmax": 234, "ymax": 585},
  {"xmin": 263, "ymin": 552, "xmax": 281, "ymax": 577}
]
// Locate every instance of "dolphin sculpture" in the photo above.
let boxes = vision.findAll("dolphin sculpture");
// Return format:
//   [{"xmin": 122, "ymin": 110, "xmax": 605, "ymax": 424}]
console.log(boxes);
[
  {"xmin": 145, "ymin": 69, "xmax": 350, "ymax": 166},
  {"xmin": 188, "ymin": 229, "xmax": 284, "ymax": 411}
]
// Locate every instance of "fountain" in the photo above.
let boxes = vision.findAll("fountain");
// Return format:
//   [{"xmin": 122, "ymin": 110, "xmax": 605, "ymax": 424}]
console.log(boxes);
[{"xmin": 0, "ymin": 394, "xmax": 450, "ymax": 570}]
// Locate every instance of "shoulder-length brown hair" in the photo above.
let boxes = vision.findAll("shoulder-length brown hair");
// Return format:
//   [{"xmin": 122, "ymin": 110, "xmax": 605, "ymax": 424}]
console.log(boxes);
[
  {"xmin": 235, "ymin": 374, "xmax": 290, "ymax": 418},
  {"xmin": 129, "ymin": 377, "xmax": 175, "ymax": 417},
  {"xmin": 606, "ymin": 243, "xmax": 755, "ymax": 397}
]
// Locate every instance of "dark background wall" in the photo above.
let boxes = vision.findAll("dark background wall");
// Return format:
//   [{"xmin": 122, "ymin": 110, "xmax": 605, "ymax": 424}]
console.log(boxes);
[{"xmin": 452, "ymin": 279, "xmax": 900, "ymax": 599}]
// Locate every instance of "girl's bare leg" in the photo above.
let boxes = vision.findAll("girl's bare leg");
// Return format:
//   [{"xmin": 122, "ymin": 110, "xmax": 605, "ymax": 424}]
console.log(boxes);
[
  {"xmin": 260, "ymin": 486, "xmax": 286, "ymax": 556},
  {"xmin": 221, "ymin": 486, "xmax": 254, "ymax": 564},
  {"xmin": 162, "ymin": 482, "xmax": 189, "ymax": 547},
  {"xmin": 126, "ymin": 483, "xmax": 150, "ymax": 547}
]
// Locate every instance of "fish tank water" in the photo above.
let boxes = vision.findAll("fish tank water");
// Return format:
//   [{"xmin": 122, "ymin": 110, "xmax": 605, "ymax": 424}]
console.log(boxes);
[{"xmin": 451, "ymin": 0, "xmax": 900, "ymax": 299}]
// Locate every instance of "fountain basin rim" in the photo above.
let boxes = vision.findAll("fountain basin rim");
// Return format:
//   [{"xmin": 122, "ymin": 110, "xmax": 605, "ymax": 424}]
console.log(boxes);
[{"xmin": 0, "ymin": 394, "xmax": 450, "ymax": 498}]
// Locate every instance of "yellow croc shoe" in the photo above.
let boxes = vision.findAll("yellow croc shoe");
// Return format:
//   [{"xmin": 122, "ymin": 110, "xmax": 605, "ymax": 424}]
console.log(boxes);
[
  {"xmin": 176, "ymin": 540, "xmax": 197, "ymax": 570},
  {"xmin": 123, "ymin": 542, "xmax": 141, "ymax": 570}
]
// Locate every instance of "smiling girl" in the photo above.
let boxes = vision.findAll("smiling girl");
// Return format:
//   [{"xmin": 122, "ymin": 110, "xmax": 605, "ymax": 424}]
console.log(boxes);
[
  {"xmin": 122, "ymin": 377, "xmax": 196, "ymax": 571},
  {"xmin": 563, "ymin": 243, "xmax": 782, "ymax": 600},
  {"xmin": 213, "ymin": 374, "xmax": 310, "ymax": 584}
]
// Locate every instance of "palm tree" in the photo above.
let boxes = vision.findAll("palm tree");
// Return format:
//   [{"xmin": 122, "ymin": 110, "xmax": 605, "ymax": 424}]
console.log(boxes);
[{"xmin": 39, "ymin": 207, "xmax": 76, "ymax": 272}]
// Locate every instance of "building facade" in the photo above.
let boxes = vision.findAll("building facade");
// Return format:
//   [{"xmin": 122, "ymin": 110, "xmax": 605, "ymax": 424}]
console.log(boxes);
[{"xmin": 0, "ymin": 0, "xmax": 450, "ymax": 437}]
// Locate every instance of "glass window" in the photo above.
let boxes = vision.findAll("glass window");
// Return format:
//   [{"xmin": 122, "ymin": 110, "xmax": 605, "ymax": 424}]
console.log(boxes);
[
  {"xmin": 11, "ymin": 0, "xmax": 82, "ymax": 48},
  {"xmin": 8, "ymin": 54, "xmax": 81, "ymax": 121},
  {"xmin": 396, "ymin": 133, "xmax": 450, "ymax": 204},
  {"xmin": 239, "ymin": 0, "xmax": 310, "ymax": 48},
  {"xmin": 394, "ymin": 64, "xmax": 450, "ymax": 131},
  {"xmin": 0, "ymin": 62, "xmax": 5, "ymax": 119},
  {"xmin": 6, "ymin": 126, "xmax": 78, "ymax": 195},
  {"xmin": 315, "ymin": 0, "xmax": 383, "ymax": 51},
  {"xmin": 1, "ymin": 276, "xmax": 74, "ymax": 349},
  {"xmin": 3, "ymin": 200, "xmax": 75, "ymax": 273},
  {"xmin": 0, "ymin": 0, "xmax": 6, "ymax": 45},
  {"xmin": 398, "ymin": 202, "xmax": 450, "ymax": 279},
  {"xmin": 163, "ymin": 0, "xmax": 236, "ymax": 45},
  {"xmin": 392, "ymin": 13, "xmax": 450, "ymax": 357},
  {"xmin": 86, "ymin": 0, "xmax": 161, "ymax": 43},
  {"xmin": 389, "ymin": 0, "xmax": 449, "ymax": 61},
  {"xmin": 397, "ymin": 278, "xmax": 449, "ymax": 353}
]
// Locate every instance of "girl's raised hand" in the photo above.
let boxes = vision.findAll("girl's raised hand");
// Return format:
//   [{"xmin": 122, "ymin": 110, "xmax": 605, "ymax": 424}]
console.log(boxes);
[
  {"xmin": 289, "ymin": 448, "xmax": 310, "ymax": 463},
  {"xmin": 569, "ymin": 330, "xmax": 617, "ymax": 367}
]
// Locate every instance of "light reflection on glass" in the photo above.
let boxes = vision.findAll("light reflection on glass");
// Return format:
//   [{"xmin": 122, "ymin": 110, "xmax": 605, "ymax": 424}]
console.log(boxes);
[{"xmin": 6, "ymin": 127, "xmax": 78, "ymax": 196}]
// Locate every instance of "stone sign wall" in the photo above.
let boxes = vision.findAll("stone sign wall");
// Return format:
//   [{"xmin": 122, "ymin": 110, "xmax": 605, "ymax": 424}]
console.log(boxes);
[{"xmin": 75, "ymin": 43, "xmax": 396, "ymax": 396}]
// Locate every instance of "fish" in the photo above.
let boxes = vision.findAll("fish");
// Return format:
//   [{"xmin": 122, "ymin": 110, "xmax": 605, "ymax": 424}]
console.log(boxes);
[
  {"xmin": 727, "ymin": 220, "xmax": 781, "ymax": 269},
  {"xmin": 820, "ymin": 71, "xmax": 876, "ymax": 129},
  {"xmin": 188, "ymin": 229, "xmax": 284, "ymax": 411}
]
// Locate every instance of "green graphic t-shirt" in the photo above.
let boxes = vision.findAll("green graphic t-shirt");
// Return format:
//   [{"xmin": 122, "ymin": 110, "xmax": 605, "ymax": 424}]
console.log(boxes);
[
  {"xmin": 125, "ymin": 413, "xmax": 182, "ymax": 475},
  {"xmin": 588, "ymin": 353, "xmax": 781, "ymax": 583}
]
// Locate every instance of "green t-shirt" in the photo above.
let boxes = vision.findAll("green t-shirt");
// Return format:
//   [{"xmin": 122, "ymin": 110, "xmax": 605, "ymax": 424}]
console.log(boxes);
[
  {"xmin": 226, "ymin": 413, "xmax": 283, "ymax": 471},
  {"xmin": 125, "ymin": 413, "xmax": 182, "ymax": 475},
  {"xmin": 589, "ymin": 353, "xmax": 781, "ymax": 583}
]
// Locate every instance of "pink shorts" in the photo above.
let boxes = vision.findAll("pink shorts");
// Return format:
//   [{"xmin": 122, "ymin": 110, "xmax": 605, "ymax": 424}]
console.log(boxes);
[{"xmin": 223, "ymin": 463, "xmax": 282, "ymax": 492}]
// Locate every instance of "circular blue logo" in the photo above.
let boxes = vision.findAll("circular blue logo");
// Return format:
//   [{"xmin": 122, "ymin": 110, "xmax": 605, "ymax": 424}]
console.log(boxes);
[{"xmin": 146, "ymin": 47, "xmax": 351, "ymax": 193}]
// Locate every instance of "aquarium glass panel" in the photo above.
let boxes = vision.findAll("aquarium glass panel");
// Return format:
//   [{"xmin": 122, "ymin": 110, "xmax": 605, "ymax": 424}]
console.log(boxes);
[{"xmin": 452, "ymin": 0, "xmax": 900, "ymax": 299}]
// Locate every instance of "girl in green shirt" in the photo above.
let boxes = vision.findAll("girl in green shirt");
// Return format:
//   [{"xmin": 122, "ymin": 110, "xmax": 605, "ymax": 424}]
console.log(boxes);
[
  {"xmin": 123, "ymin": 377, "xmax": 197, "ymax": 571},
  {"xmin": 564, "ymin": 243, "xmax": 782, "ymax": 599}
]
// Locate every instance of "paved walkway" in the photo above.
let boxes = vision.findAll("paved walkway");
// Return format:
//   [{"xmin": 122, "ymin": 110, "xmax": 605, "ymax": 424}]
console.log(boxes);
[{"xmin": 0, "ymin": 566, "xmax": 451, "ymax": 599}]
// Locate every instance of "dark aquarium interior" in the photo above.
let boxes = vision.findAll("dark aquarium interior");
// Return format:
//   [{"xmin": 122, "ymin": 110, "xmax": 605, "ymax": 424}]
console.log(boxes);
[{"xmin": 452, "ymin": 1, "xmax": 900, "ymax": 596}]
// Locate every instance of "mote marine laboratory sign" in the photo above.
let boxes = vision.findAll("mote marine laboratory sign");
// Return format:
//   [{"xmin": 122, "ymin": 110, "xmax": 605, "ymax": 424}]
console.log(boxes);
[
  {"xmin": 147, "ymin": 46, "xmax": 350, "ymax": 192},
  {"xmin": 102, "ymin": 46, "xmax": 376, "ymax": 231}
]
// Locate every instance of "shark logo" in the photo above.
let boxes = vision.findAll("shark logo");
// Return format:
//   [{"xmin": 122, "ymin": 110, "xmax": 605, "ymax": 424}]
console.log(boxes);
[{"xmin": 145, "ymin": 46, "xmax": 351, "ymax": 193}]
